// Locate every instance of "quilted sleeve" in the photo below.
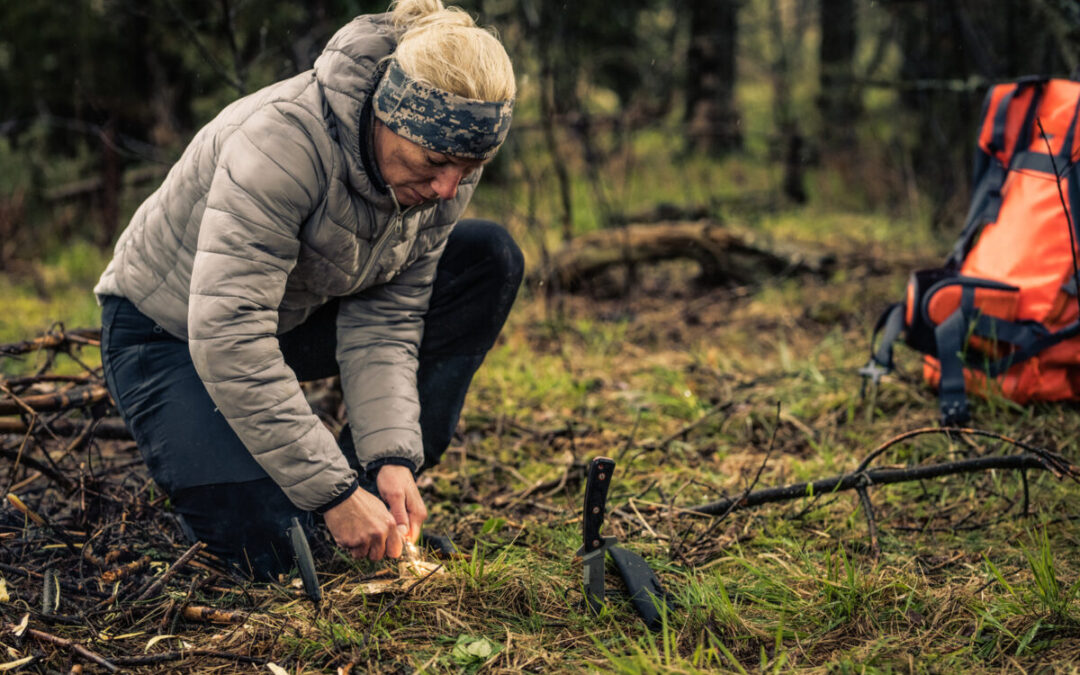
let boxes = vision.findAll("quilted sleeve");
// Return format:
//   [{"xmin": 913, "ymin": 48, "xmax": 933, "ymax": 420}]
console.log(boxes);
[
  {"xmin": 187, "ymin": 103, "xmax": 358, "ymax": 512},
  {"xmin": 336, "ymin": 236, "xmax": 449, "ymax": 472}
]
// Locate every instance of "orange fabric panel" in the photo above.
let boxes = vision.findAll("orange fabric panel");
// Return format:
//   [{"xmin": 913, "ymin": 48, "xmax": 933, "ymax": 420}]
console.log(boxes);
[
  {"xmin": 923, "ymin": 285, "xmax": 1018, "ymax": 326},
  {"xmin": 961, "ymin": 171, "xmax": 1074, "ymax": 320},
  {"xmin": 977, "ymin": 81, "xmax": 1080, "ymax": 162},
  {"xmin": 1021, "ymin": 80, "xmax": 1080, "ymax": 156},
  {"xmin": 923, "ymin": 355, "xmax": 1079, "ymax": 404}
]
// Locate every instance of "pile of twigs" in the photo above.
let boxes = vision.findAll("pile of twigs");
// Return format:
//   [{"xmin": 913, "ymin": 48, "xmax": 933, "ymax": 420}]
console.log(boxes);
[{"xmin": 0, "ymin": 327, "xmax": 284, "ymax": 671}]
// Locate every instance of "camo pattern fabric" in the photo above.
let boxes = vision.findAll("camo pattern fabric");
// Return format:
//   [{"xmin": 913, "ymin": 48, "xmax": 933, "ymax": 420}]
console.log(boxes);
[{"xmin": 372, "ymin": 59, "xmax": 512, "ymax": 160}]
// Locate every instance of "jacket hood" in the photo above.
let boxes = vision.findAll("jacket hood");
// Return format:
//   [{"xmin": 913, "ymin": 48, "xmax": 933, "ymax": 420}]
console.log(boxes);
[{"xmin": 314, "ymin": 14, "xmax": 400, "ymax": 207}]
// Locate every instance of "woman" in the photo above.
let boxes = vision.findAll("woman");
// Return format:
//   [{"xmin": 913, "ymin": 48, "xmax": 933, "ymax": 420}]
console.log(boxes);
[{"xmin": 94, "ymin": 0, "xmax": 521, "ymax": 578}]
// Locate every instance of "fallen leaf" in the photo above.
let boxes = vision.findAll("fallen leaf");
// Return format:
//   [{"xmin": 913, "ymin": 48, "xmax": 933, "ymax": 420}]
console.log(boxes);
[
  {"xmin": 451, "ymin": 635, "xmax": 503, "ymax": 666},
  {"xmin": 144, "ymin": 634, "xmax": 178, "ymax": 653},
  {"xmin": 12, "ymin": 614, "xmax": 28, "ymax": 638},
  {"xmin": 266, "ymin": 663, "xmax": 289, "ymax": 675},
  {"xmin": 0, "ymin": 578, "xmax": 8, "ymax": 603}
]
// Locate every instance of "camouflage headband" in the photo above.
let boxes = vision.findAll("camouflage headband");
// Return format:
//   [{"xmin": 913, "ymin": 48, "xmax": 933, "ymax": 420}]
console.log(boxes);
[{"xmin": 372, "ymin": 59, "xmax": 513, "ymax": 160}]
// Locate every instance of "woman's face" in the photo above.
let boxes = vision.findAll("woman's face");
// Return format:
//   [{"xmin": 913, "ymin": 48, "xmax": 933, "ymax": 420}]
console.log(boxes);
[{"xmin": 373, "ymin": 120, "xmax": 485, "ymax": 206}]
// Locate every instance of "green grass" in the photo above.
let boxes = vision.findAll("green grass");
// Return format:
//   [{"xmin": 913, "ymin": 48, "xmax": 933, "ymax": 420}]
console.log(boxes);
[{"xmin": 3, "ymin": 116, "xmax": 1080, "ymax": 675}]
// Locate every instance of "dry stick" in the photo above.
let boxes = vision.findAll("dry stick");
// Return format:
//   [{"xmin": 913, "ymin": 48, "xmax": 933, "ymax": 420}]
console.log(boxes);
[
  {"xmin": 0, "ymin": 563, "xmax": 111, "ymax": 599},
  {"xmin": 181, "ymin": 605, "xmax": 263, "ymax": 625},
  {"xmin": 688, "ymin": 454, "xmax": 1071, "ymax": 516},
  {"xmin": 359, "ymin": 563, "xmax": 443, "ymax": 651},
  {"xmin": 644, "ymin": 402, "xmax": 734, "ymax": 452},
  {"xmin": 0, "ymin": 329, "xmax": 100, "ymax": 357},
  {"xmin": 5, "ymin": 493, "xmax": 79, "ymax": 554},
  {"xmin": 8, "ymin": 624, "xmax": 118, "ymax": 672},
  {"xmin": 100, "ymin": 556, "xmax": 151, "ymax": 584},
  {"xmin": 856, "ymin": 487, "xmax": 880, "ymax": 558},
  {"xmin": 614, "ymin": 408, "xmax": 643, "ymax": 464},
  {"xmin": 0, "ymin": 416, "xmax": 130, "ymax": 439},
  {"xmin": 677, "ymin": 403, "xmax": 782, "ymax": 554},
  {"xmin": 109, "ymin": 649, "xmax": 268, "ymax": 667},
  {"xmin": 1, "ymin": 373, "xmax": 96, "ymax": 389},
  {"xmin": 0, "ymin": 446, "xmax": 71, "ymax": 490},
  {"xmin": 134, "ymin": 541, "xmax": 206, "ymax": 602},
  {"xmin": 855, "ymin": 426, "xmax": 1071, "ymax": 475},
  {"xmin": 0, "ymin": 384, "xmax": 39, "ymax": 492},
  {"xmin": 0, "ymin": 385, "xmax": 110, "ymax": 415}
]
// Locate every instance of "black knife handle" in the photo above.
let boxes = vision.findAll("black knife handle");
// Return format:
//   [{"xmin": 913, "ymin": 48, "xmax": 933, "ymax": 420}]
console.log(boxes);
[{"xmin": 582, "ymin": 457, "xmax": 616, "ymax": 553}]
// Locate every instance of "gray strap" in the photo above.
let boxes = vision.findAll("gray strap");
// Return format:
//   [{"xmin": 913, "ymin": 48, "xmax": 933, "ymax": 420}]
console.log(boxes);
[{"xmin": 935, "ymin": 308, "xmax": 971, "ymax": 425}]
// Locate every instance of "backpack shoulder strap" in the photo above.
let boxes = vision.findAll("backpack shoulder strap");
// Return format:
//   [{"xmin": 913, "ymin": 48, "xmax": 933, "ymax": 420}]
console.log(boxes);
[{"xmin": 947, "ymin": 79, "xmax": 1047, "ymax": 269}]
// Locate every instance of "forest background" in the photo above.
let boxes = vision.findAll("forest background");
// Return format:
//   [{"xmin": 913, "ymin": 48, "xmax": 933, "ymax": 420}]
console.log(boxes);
[{"xmin": 3, "ymin": 0, "xmax": 1080, "ymax": 672}]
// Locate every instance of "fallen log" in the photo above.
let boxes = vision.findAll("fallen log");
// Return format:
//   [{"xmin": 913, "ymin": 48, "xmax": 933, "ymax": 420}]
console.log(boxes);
[{"xmin": 542, "ymin": 221, "xmax": 835, "ymax": 290}]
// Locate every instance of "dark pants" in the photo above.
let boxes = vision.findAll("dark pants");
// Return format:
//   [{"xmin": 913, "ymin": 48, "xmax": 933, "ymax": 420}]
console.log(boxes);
[{"xmin": 100, "ymin": 220, "xmax": 523, "ymax": 578}]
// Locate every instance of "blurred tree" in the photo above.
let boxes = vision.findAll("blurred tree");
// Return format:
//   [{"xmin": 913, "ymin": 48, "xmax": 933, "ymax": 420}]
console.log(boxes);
[
  {"xmin": 817, "ymin": 0, "xmax": 860, "ymax": 151},
  {"xmin": 0, "ymin": 0, "xmax": 384, "ymax": 250},
  {"xmin": 685, "ymin": 0, "xmax": 741, "ymax": 154},
  {"xmin": 887, "ymin": 0, "xmax": 1075, "ymax": 228}
]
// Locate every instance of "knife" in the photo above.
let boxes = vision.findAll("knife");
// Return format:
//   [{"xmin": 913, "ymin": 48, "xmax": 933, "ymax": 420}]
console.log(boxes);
[
  {"xmin": 577, "ymin": 456, "xmax": 617, "ymax": 613},
  {"xmin": 575, "ymin": 456, "xmax": 676, "ymax": 630}
]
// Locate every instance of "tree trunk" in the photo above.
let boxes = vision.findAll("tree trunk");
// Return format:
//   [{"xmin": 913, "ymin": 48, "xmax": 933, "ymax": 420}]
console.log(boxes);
[
  {"xmin": 818, "ymin": 0, "xmax": 861, "ymax": 151},
  {"xmin": 685, "ymin": 0, "xmax": 741, "ymax": 154}
]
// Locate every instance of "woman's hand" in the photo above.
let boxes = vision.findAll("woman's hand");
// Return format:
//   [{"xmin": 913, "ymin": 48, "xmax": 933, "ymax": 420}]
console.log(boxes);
[
  {"xmin": 322, "ymin": 488, "xmax": 403, "ymax": 561},
  {"xmin": 376, "ymin": 465, "xmax": 428, "ymax": 543}
]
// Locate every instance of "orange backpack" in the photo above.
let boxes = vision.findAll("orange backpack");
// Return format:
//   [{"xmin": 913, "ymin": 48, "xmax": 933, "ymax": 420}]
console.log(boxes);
[{"xmin": 864, "ymin": 76, "xmax": 1080, "ymax": 424}]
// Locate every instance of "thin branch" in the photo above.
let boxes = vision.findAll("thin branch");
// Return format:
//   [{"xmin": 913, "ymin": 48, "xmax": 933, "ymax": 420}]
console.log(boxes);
[
  {"xmin": 134, "ymin": 541, "xmax": 206, "ymax": 602},
  {"xmin": 688, "ymin": 453, "xmax": 1075, "ymax": 516},
  {"xmin": 109, "ymin": 649, "xmax": 267, "ymax": 667},
  {"xmin": 856, "ymin": 487, "xmax": 880, "ymax": 558},
  {"xmin": 360, "ymin": 563, "xmax": 443, "ymax": 650},
  {"xmin": 8, "ymin": 623, "xmax": 118, "ymax": 672},
  {"xmin": 0, "ymin": 330, "xmax": 100, "ymax": 357}
]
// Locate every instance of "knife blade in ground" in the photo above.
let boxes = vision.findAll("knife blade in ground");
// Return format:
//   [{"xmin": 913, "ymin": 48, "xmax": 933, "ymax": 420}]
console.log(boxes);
[
  {"xmin": 579, "ymin": 456, "xmax": 617, "ymax": 613},
  {"xmin": 289, "ymin": 517, "xmax": 322, "ymax": 605}
]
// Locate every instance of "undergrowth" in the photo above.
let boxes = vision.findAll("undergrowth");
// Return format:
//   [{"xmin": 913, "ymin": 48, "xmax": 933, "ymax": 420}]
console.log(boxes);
[{"xmin": 2, "ymin": 146, "xmax": 1079, "ymax": 673}]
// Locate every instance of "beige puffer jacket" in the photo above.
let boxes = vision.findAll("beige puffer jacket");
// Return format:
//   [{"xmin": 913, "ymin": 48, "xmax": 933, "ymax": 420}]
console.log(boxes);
[{"xmin": 94, "ymin": 14, "xmax": 478, "ymax": 511}]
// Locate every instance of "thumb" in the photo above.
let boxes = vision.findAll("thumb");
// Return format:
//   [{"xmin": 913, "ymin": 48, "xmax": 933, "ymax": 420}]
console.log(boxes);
[{"xmin": 386, "ymin": 492, "xmax": 409, "ymax": 532}]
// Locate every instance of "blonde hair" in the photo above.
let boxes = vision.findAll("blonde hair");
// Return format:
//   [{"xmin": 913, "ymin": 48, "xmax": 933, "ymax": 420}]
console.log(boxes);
[{"xmin": 388, "ymin": 0, "xmax": 515, "ymax": 102}]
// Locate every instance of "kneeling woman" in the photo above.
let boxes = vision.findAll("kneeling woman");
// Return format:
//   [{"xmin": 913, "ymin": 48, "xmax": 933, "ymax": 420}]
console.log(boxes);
[{"xmin": 95, "ymin": 0, "xmax": 521, "ymax": 578}]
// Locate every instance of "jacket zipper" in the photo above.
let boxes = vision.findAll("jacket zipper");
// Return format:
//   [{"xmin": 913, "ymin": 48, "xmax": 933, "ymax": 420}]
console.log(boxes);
[{"xmin": 355, "ymin": 192, "xmax": 419, "ymax": 289}]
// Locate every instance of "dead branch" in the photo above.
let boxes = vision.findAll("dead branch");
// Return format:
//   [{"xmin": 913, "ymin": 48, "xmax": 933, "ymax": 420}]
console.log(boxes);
[
  {"xmin": 0, "ymin": 385, "xmax": 110, "ymax": 415},
  {"xmin": 6, "ymin": 494, "xmax": 79, "ymax": 553},
  {"xmin": 181, "ymin": 605, "xmax": 263, "ymax": 625},
  {"xmin": 7, "ymin": 623, "xmax": 118, "ymax": 672},
  {"xmin": 0, "ymin": 416, "xmax": 131, "ymax": 438},
  {"xmin": 109, "ymin": 649, "xmax": 268, "ymax": 667},
  {"xmin": 1, "ymin": 373, "xmax": 96, "ymax": 389},
  {"xmin": 688, "ymin": 453, "xmax": 1075, "ymax": 516},
  {"xmin": 0, "ymin": 446, "xmax": 73, "ymax": 489},
  {"xmin": 0, "ymin": 329, "xmax": 101, "ymax": 357},
  {"xmin": 134, "ymin": 541, "xmax": 205, "ymax": 602},
  {"xmin": 100, "ymin": 556, "xmax": 151, "ymax": 584},
  {"xmin": 541, "ymin": 221, "xmax": 835, "ymax": 291}
]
